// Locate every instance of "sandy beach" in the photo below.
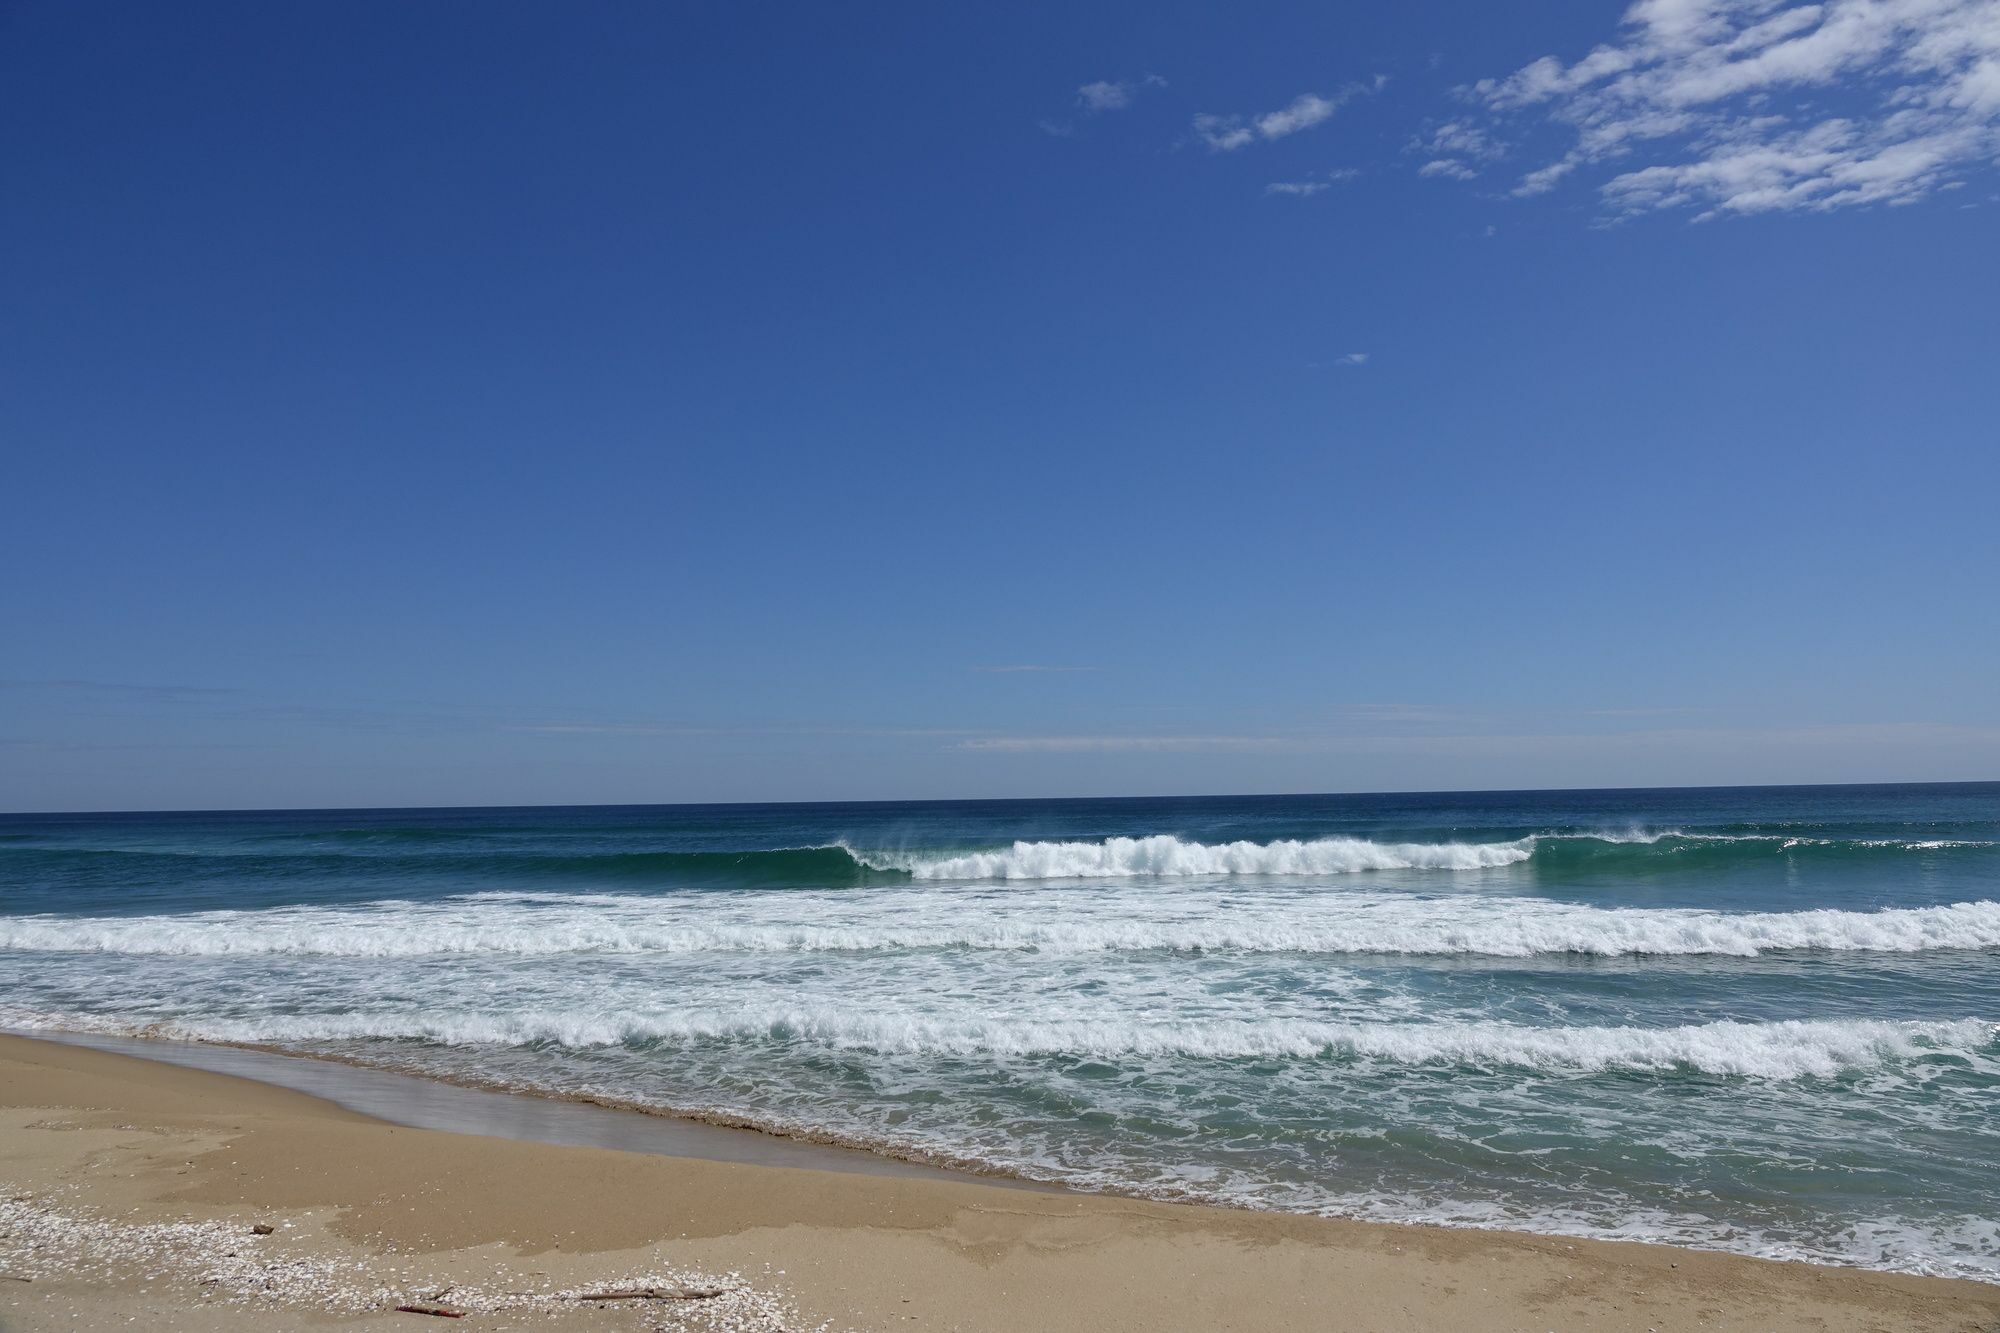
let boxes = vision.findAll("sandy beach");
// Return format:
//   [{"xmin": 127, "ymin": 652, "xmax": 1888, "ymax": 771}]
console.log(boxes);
[{"xmin": 2, "ymin": 1033, "xmax": 1994, "ymax": 1332}]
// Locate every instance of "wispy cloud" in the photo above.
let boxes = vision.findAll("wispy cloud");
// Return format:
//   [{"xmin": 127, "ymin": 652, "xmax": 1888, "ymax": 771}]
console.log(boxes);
[
  {"xmin": 972, "ymin": 664, "xmax": 1098, "ymax": 674},
  {"xmin": 0, "ymin": 738, "xmax": 275, "ymax": 753},
  {"xmin": 1462, "ymin": 0, "xmax": 2000, "ymax": 218},
  {"xmin": 1195, "ymin": 94, "xmax": 1333, "ymax": 150},
  {"xmin": 956, "ymin": 719, "xmax": 2000, "ymax": 760},
  {"xmin": 1078, "ymin": 80, "xmax": 1134, "ymax": 112},
  {"xmin": 1, "ymin": 679, "xmax": 242, "ymax": 699},
  {"xmin": 1193, "ymin": 79, "xmax": 1384, "ymax": 152},
  {"xmin": 1257, "ymin": 93, "xmax": 1343, "ymax": 138},
  {"xmin": 1419, "ymin": 159, "xmax": 1478, "ymax": 179},
  {"xmin": 1579, "ymin": 706, "xmax": 1716, "ymax": 718},
  {"xmin": 1335, "ymin": 351, "xmax": 1371, "ymax": 366},
  {"xmin": 507, "ymin": 721, "xmax": 971, "ymax": 739},
  {"xmin": 958, "ymin": 734, "xmax": 1290, "ymax": 753},
  {"xmin": 1410, "ymin": 120, "xmax": 1507, "ymax": 179},
  {"xmin": 1265, "ymin": 167, "xmax": 1361, "ymax": 197},
  {"xmin": 1077, "ymin": 73, "xmax": 1168, "ymax": 113},
  {"xmin": 1339, "ymin": 720, "xmax": 2000, "ymax": 761},
  {"xmin": 1333, "ymin": 702, "xmax": 1453, "ymax": 724}
]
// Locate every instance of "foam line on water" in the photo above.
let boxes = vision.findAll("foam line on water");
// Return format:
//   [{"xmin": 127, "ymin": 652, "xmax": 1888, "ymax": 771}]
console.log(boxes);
[
  {"xmin": 7, "ymin": 1007, "xmax": 1992, "ymax": 1079},
  {"xmin": 6, "ymin": 896, "xmax": 1998, "ymax": 959}
]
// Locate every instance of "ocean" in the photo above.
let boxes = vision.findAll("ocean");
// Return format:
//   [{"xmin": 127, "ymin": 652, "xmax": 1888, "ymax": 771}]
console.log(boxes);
[{"xmin": 3, "ymin": 783, "xmax": 1996, "ymax": 1281}]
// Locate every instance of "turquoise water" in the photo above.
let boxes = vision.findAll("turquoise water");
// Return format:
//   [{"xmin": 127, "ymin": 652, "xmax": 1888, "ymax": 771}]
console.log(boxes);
[{"xmin": 3, "ymin": 784, "xmax": 1996, "ymax": 1279}]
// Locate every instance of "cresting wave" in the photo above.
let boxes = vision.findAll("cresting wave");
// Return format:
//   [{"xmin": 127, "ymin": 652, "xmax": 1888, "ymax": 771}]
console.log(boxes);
[
  {"xmin": 5, "ymin": 1008, "xmax": 1991, "ymax": 1079},
  {"xmin": 866, "ymin": 831, "xmax": 1995, "ymax": 879},
  {"xmin": 872, "ymin": 835, "xmax": 1535, "ymax": 878},
  {"xmin": 5, "ymin": 830, "xmax": 1989, "ymax": 895},
  {"xmin": 878, "ymin": 831, "xmax": 1996, "ymax": 878},
  {"xmin": 6, "ymin": 896, "xmax": 1999, "ymax": 958},
  {"xmin": 0, "ymin": 834, "xmax": 1538, "ymax": 881}
]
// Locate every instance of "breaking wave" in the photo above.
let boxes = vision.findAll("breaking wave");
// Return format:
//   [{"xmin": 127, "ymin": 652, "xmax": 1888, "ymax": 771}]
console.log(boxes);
[
  {"xmin": 6, "ymin": 830, "xmax": 1988, "ymax": 896},
  {"xmin": 7, "ymin": 1008, "xmax": 1989, "ymax": 1080},
  {"xmin": 873, "ymin": 834, "xmax": 1533, "ymax": 878}
]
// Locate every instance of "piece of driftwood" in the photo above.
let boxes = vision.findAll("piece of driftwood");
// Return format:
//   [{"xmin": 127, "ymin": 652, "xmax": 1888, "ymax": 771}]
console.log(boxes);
[
  {"xmin": 250, "ymin": 1224, "xmax": 276, "ymax": 1235},
  {"xmin": 394, "ymin": 1304, "xmax": 465, "ymax": 1318},
  {"xmin": 575, "ymin": 1286, "xmax": 727, "ymax": 1301}
]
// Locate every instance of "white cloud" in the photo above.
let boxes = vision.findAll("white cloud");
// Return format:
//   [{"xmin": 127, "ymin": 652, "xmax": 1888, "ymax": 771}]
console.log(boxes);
[
  {"xmin": 1465, "ymin": 0, "xmax": 2000, "ymax": 217},
  {"xmin": 1410, "ymin": 119, "xmax": 1508, "ymax": 179},
  {"xmin": 1423, "ymin": 120, "xmax": 1504, "ymax": 158},
  {"xmin": 1193, "ymin": 113, "xmax": 1260, "ymax": 151},
  {"xmin": 1078, "ymin": 80, "xmax": 1134, "ymax": 111},
  {"xmin": 1513, "ymin": 156, "xmax": 1581, "ymax": 195},
  {"xmin": 1265, "ymin": 168, "xmax": 1360, "ymax": 196},
  {"xmin": 1600, "ymin": 116, "xmax": 1978, "ymax": 214},
  {"xmin": 1336, "ymin": 351, "xmax": 1371, "ymax": 365},
  {"xmin": 1194, "ymin": 82, "xmax": 1380, "ymax": 151},
  {"xmin": 1076, "ymin": 73, "xmax": 1167, "ymax": 114},
  {"xmin": 1257, "ymin": 92, "xmax": 1340, "ymax": 137}
]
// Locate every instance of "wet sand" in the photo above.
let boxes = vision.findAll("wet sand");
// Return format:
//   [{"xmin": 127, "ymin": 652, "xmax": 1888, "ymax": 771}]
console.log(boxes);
[
  {"xmin": 17, "ymin": 1030, "xmax": 999, "ymax": 1184},
  {"xmin": 2, "ymin": 1032, "xmax": 1995, "ymax": 1332}
]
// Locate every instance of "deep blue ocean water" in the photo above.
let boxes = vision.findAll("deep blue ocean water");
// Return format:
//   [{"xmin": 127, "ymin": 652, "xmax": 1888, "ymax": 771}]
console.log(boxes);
[{"xmin": 3, "ymin": 783, "xmax": 1996, "ymax": 1279}]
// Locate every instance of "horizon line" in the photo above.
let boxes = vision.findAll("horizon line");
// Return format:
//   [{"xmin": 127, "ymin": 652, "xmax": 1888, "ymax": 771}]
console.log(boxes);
[{"xmin": 4, "ymin": 776, "xmax": 1994, "ymax": 820}]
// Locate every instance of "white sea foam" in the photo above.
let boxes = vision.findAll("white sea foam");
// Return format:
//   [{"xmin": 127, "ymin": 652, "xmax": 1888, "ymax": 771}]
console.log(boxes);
[
  {"xmin": 873, "ymin": 834, "xmax": 1535, "ymax": 879},
  {"xmin": 5, "ymin": 896, "xmax": 1998, "ymax": 959},
  {"xmin": 858, "ymin": 830, "xmax": 1996, "ymax": 879},
  {"xmin": 1279, "ymin": 1193, "xmax": 2000, "ymax": 1285},
  {"xmin": 7, "ymin": 1007, "xmax": 1988, "ymax": 1079}
]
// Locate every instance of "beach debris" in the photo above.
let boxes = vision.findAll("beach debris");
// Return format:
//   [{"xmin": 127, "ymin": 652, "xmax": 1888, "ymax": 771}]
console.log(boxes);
[
  {"xmin": 0, "ymin": 1186, "xmax": 825, "ymax": 1331},
  {"xmin": 577, "ymin": 1284, "xmax": 728, "ymax": 1301},
  {"xmin": 250, "ymin": 1223, "xmax": 276, "ymax": 1235}
]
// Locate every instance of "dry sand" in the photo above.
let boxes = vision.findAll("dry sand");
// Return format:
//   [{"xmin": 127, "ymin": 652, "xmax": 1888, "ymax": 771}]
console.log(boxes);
[{"xmin": 1, "ymin": 1033, "xmax": 1993, "ymax": 1332}]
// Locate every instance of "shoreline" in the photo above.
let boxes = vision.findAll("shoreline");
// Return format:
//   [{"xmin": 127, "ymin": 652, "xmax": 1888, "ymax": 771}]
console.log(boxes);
[
  {"xmin": 13, "ymin": 1021, "xmax": 1994, "ymax": 1282},
  {"xmin": 13, "ymin": 1022, "xmax": 2000, "ymax": 1281},
  {"xmin": 11, "ymin": 1026, "xmax": 1019, "ymax": 1188},
  {"xmin": 4, "ymin": 1032, "xmax": 1997, "ymax": 1331}
]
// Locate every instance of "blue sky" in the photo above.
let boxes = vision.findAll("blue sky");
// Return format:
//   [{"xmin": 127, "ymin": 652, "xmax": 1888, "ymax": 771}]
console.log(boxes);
[{"xmin": 4, "ymin": 0, "xmax": 1998, "ymax": 811}]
